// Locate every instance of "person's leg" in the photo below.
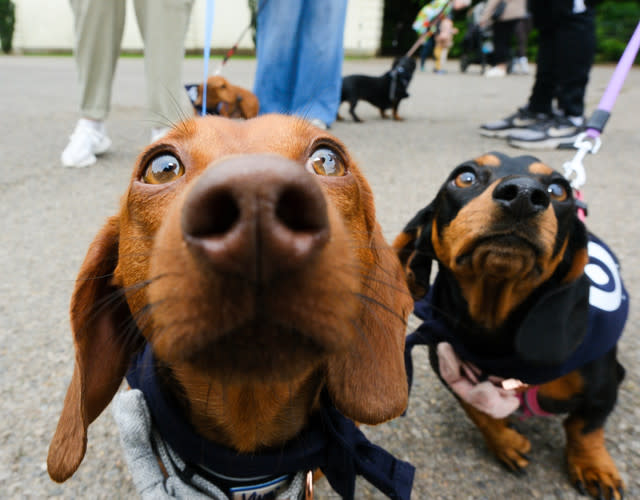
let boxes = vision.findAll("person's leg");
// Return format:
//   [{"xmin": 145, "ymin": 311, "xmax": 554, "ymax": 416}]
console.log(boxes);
[
  {"xmin": 433, "ymin": 44, "xmax": 442, "ymax": 71},
  {"xmin": 507, "ymin": 2, "xmax": 594, "ymax": 150},
  {"xmin": 513, "ymin": 17, "xmax": 530, "ymax": 74},
  {"xmin": 253, "ymin": 0, "xmax": 304, "ymax": 115},
  {"xmin": 526, "ymin": 30, "xmax": 554, "ymax": 113},
  {"xmin": 134, "ymin": 0, "xmax": 195, "ymax": 131},
  {"xmin": 69, "ymin": 0, "xmax": 126, "ymax": 120},
  {"xmin": 62, "ymin": 0, "xmax": 122, "ymax": 167},
  {"xmin": 419, "ymin": 37, "xmax": 435, "ymax": 70},
  {"xmin": 439, "ymin": 47, "xmax": 449, "ymax": 68},
  {"xmin": 554, "ymin": 6, "xmax": 595, "ymax": 118},
  {"xmin": 514, "ymin": 18, "xmax": 529, "ymax": 59},
  {"xmin": 521, "ymin": 0, "xmax": 554, "ymax": 113},
  {"xmin": 491, "ymin": 20, "xmax": 514, "ymax": 66},
  {"xmin": 289, "ymin": 0, "xmax": 348, "ymax": 126}
]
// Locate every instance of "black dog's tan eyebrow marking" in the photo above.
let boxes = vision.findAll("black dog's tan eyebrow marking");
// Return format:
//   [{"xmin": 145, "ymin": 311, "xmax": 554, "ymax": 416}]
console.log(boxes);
[
  {"xmin": 474, "ymin": 154, "xmax": 501, "ymax": 167},
  {"xmin": 528, "ymin": 162, "xmax": 554, "ymax": 175}
]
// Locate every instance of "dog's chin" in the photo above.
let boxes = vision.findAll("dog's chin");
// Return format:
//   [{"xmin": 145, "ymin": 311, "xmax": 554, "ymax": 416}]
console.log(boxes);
[
  {"xmin": 456, "ymin": 235, "xmax": 540, "ymax": 279},
  {"xmin": 161, "ymin": 323, "xmax": 335, "ymax": 381}
]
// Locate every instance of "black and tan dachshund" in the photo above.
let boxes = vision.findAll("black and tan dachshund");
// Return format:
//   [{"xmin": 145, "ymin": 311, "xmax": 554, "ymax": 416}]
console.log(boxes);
[
  {"xmin": 339, "ymin": 56, "xmax": 416, "ymax": 122},
  {"xmin": 395, "ymin": 152, "xmax": 628, "ymax": 499}
]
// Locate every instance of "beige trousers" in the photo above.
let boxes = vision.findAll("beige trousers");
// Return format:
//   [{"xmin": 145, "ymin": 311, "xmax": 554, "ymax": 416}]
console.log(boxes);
[{"xmin": 69, "ymin": 0, "xmax": 194, "ymax": 124}]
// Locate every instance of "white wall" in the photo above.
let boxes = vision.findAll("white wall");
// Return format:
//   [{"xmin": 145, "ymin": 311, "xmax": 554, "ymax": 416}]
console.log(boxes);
[
  {"xmin": 12, "ymin": 0, "xmax": 384, "ymax": 55},
  {"xmin": 344, "ymin": 0, "xmax": 384, "ymax": 54}
]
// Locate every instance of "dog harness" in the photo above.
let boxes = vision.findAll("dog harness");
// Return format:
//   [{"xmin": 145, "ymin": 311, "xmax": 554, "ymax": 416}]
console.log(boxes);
[
  {"xmin": 114, "ymin": 343, "xmax": 415, "ymax": 500},
  {"xmin": 405, "ymin": 234, "xmax": 628, "ymax": 419},
  {"xmin": 388, "ymin": 66, "xmax": 412, "ymax": 103},
  {"xmin": 185, "ymin": 84, "xmax": 227, "ymax": 116}
]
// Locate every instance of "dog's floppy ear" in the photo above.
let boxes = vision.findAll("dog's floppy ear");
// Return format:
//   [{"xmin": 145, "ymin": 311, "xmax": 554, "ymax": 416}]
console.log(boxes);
[
  {"xmin": 514, "ymin": 274, "xmax": 590, "ymax": 365},
  {"xmin": 515, "ymin": 214, "xmax": 590, "ymax": 365},
  {"xmin": 326, "ymin": 225, "xmax": 413, "ymax": 424},
  {"xmin": 561, "ymin": 213, "xmax": 590, "ymax": 284},
  {"xmin": 48, "ymin": 217, "xmax": 138, "ymax": 482},
  {"xmin": 393, "ymin": 203, "xmax": 435, "ymax": 299},
  {"xmin": 193, "ymin": 83, "xmax": 204, "ymax": 108}
]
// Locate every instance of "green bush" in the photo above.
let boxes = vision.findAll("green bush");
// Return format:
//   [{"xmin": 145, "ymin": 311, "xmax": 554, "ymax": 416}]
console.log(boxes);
[
  {"xmin": 383, "ymin": 0, "xmax": 640, "ymax": 64},
  {"xmin": 0, "ymin": 0, "xmax": 15, "ymax": 54},
  {"xmin": 595, "ymin": 1, "xmax": 640, "ymax": 63}
]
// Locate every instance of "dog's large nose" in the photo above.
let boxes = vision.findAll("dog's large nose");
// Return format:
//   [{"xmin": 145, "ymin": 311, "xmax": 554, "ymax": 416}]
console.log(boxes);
[
  {"xmin": 493, "ymin": 177, "xmax": 550, "ymax": 219},
  {"xmin": 181, "ymin": 155, "xmax": 329, "ymax": 280}
]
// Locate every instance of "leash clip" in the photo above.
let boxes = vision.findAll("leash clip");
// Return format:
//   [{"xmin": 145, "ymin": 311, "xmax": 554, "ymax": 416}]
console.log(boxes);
[{"xmin": 562, "ymin": 132, "xmax": 601, "ymax": 189}]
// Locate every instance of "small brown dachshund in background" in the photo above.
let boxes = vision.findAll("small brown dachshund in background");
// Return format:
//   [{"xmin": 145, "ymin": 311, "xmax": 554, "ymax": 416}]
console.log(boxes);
[
  {"xmin": 194, "ymin": 75, "xmax": 259, "ymax": 119},
  {"xmin": 47, "ymin": 115, "xmax": 413, "ymax": 498},
  {"xmin": 396, "ymin": 152, "xmax": 627, "ymax": 500}
]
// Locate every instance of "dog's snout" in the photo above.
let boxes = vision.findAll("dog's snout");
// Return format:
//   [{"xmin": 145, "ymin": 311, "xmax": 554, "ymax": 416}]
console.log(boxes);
[
  {"xmin": 493, "ymin": 177, "xmax": 550, "ymax": 219},
  {"xmin": 181, "ymin": 155, "xmax": 330, "ymax": 279}
]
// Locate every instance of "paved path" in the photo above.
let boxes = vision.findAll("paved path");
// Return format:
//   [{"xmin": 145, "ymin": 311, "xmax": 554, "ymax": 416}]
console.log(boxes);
[{"xmin": 1, "ymin": 56, "xmax": 639, "ymax": 499}]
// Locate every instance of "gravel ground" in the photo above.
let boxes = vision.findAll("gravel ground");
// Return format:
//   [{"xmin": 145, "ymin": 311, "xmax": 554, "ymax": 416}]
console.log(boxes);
[{"xmin": 1, "ymin": 55, "xmax": 638, "ymax": 499}]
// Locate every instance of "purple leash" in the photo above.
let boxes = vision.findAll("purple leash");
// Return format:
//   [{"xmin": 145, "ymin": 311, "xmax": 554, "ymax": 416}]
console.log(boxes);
[
  {"xmin": 564, "ymin": 20, "xmax": 640, "ymax": 189},
  {"xmin": 585, "ymin": 20, "xmax": 640, "ymax": 140}
]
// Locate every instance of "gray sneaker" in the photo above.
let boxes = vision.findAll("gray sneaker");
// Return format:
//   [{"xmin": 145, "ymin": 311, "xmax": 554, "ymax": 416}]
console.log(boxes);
[
  {"xmin": 507, "ymin": 116, "xmax": 584, "ymax": 150},
  {"xmin": 480, "ymin": 107, "xmax": 550, "ymax": 138}
]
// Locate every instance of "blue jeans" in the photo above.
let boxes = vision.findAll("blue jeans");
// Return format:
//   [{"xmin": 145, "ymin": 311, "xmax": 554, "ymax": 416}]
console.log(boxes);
[{"xmin": 253, "ymin": 0, "xmax": 347, "ymax": 126}]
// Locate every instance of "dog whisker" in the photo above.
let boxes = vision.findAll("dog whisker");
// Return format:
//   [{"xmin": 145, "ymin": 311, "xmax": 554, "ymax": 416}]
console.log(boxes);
[{"xmin": 355, "ymin": 292, "xmax": 408, "ymax": 326}]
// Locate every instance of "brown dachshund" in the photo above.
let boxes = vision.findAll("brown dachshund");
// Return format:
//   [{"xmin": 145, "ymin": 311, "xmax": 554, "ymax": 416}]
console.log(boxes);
[
  {"xmin": 194, "ymin": 75, "xmax": 259, "ymax": 119},
  {"xmin": 396, "ymin": 153, "xmax": 627, "ymax": 499},
  {"xmin": 47, "ymin": 115, "xmax": 413, "ymax": 498}
]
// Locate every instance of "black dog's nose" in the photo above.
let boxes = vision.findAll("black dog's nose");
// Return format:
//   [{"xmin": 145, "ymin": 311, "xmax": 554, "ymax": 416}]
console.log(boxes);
[{"xmin": 493, "ymin": 177, "xmax": 550, "ymax": 219}]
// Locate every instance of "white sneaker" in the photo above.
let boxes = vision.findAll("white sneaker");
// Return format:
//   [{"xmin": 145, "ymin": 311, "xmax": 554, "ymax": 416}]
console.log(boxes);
[
  {"xmin": 485, "ymin": 66, "xmax": 506, "ymax": 78},
  {"xmin": 150, "ymin": 127, "xmax": 171, "ymax": 143},
  {"xmin": 518, "ymin": 56, "xmax": 530, "ymax": 75},
  {"xmin": 61, "ymin": 119, "xmax": 111, "ymax": 168},
  {"xmin": 309, "ymin": 119, "xmax": 328, "ymax": 130}
]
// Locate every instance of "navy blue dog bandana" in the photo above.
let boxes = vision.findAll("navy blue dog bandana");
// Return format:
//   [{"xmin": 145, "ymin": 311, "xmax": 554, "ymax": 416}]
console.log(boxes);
[
  {"xmin": 126, "ymin": 344, "xmax": 415, "ymax": 500},
  {"xmin": 406, "ymin": 234, "xmax": 628, "ymax": 387}
]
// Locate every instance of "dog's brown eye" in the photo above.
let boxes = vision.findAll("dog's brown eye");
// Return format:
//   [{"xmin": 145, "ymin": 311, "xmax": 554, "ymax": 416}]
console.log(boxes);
[
  {"xmin": 308, "ymin": 147, "xmax": 346, "ymax": 176},
  {"xmin": 454, "ymin": 170, "xmax": 477, "ymax": 188},
  {"xmin": 143, "ymin": 154, "xmax": 185, "ymax": 184},
  {"xmin": 548, "ymin": 183, "xmax": 568, "ymax": 201}
]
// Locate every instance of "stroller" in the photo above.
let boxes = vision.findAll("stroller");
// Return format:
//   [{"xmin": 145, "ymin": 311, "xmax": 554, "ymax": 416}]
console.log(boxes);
[{"xmin": 459, "ymin": 1, "xmax": 512, "ymax": 74}]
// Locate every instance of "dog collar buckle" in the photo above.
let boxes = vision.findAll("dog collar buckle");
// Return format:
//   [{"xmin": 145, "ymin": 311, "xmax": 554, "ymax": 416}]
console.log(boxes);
[
  {"xmin": 305, "ymin": 470, "xmax": 314, "ymax": 500},
  {"xmin": 501, "ymin": 378, "xmax": 525, "ymax": 391}
]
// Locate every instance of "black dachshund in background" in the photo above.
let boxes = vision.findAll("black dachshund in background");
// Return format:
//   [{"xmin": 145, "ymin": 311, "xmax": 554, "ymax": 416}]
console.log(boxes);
[{"xmin": 339, "ymin": 56, "xmax": 416, "ymax": 122}]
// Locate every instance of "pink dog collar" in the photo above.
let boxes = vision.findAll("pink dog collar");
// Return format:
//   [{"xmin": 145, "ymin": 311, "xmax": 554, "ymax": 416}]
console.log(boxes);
[{"xmin": 516, "ymin": 386, "xmax": 554, "ymax": 419}]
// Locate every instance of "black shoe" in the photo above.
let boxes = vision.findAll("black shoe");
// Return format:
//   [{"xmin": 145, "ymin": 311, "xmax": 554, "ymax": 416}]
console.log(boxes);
[
  {"xmin": 480, "ymin": 107, "xmax": 550, "ymax": 138},
  {"xmin": 507, "ymin": 115, "xmax": 585, "ymax": 150}
]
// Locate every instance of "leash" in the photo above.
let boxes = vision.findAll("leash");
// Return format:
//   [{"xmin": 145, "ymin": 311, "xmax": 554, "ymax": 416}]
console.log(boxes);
[
  {"xmin": 563, "ymin": 20, "xmax": 640, "ymax": 196},
  {"xmin": 200, "ymin": 0, "xmax": 215, "ymax": 116},
  {"xmin": 212, "ymin": 0, "xmax": 270, "ymax": 76},
  {"xmin": 388, "ymin": 64, "xmax": 412, "ymax": 102},
  {"xmin": 200, "ymin": 0, "xmax": 270, "ymax": 116}
]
